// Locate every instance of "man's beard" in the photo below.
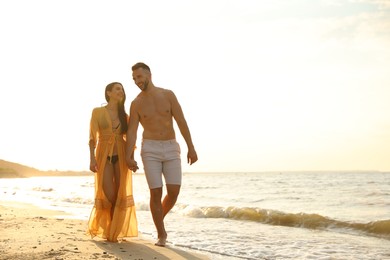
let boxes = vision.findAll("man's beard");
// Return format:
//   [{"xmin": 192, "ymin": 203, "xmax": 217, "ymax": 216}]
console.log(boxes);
[{"xmin": 141, "ymin": 79, "xmax": 149, "ymax": 91}]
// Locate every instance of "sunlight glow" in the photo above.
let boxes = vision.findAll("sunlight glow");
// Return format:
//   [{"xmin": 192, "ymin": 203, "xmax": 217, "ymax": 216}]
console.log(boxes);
[{"xmin": 1, "ymin": 0, "xmax": 389, "ymax": 172}]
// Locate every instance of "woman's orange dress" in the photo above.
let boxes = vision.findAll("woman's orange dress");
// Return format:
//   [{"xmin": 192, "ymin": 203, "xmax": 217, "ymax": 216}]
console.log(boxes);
[{"xmin": 87, "ymin": 106, "xmax": 138, "ymax": 241}]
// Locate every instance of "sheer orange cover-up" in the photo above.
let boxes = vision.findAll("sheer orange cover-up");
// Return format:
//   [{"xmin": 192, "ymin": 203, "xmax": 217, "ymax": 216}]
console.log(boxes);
[{"xmin": 87, "ymin": 107, "xmax": 138, "ymax": 241}]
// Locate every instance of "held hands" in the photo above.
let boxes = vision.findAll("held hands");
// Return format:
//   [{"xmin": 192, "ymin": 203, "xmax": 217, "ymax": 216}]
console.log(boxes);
[{"xmin": 126, "ymin": 157, "xmax": 139, "ymax": 173}]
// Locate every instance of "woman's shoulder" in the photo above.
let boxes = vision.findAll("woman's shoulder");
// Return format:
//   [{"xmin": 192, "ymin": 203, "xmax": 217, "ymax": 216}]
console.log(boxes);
[
  {"xmin": 92, "ymin": 106, "xmax": 106, "ymax": 112},
  {"xmin": 91, "ymin": 106, "xmax": 106, "ymax": 115}
]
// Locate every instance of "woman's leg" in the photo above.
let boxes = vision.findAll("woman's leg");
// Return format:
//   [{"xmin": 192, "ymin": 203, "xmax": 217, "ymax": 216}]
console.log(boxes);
[
  {"xmin": 102, "ymin": 161, "xmax": 116, "ymax": 219},
  {"xmin": 113, "ymin": 161, "xmax": 121, "ymax": 202}
]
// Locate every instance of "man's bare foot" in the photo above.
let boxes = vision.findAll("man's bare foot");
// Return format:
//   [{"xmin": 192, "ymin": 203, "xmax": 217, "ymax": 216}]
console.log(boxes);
[{"xmin": 155, "ymin": 237, "xmax": 166, "ymax": 247}]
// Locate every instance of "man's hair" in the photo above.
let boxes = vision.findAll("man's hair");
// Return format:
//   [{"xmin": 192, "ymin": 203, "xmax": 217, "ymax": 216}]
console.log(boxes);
[{"xmin": 132, "ymin": 62, "xmax": 151, "ymax": 73}]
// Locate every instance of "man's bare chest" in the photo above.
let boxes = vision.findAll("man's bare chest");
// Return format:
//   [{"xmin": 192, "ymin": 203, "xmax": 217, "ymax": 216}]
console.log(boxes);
[{"xmin": 138, "ymin": 98, "xmax": 172, "ymax": 120}]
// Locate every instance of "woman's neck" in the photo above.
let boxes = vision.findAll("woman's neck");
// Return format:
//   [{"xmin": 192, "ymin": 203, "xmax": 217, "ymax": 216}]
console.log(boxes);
[{"xmin": 106, "ymin": 103, "xmax": 118, "ymax": 111}]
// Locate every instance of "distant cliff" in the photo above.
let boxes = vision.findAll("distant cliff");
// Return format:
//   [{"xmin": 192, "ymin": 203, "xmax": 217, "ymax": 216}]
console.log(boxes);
[{"xmin": 0, "ymin": 159, "xmax": 91, "ymax": 178}]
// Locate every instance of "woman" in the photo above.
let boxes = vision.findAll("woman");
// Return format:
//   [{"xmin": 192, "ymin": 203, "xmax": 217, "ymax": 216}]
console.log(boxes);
[{"xmin": 88, "ymin": 82, "xmax": 138, "ymax": 242}]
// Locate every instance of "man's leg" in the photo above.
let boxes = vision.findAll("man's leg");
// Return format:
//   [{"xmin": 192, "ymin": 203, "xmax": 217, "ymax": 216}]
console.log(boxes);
[
  {"xmin": 162, "ymin": 184, "xmax": 181, "ymax": 218},
  {"xmin": 149, "ymin": 187, "xmax": 167, "ymax": 246}
]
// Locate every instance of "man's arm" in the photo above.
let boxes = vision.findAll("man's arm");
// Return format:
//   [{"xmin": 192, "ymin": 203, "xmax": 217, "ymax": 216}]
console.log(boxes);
[
  {"xmin": 126, "ymin": 101, "xmax": 140, "ymax": 172},
  {"xmin": 169, "ymin": 90, "xmax": 198, "ymax": 165}
]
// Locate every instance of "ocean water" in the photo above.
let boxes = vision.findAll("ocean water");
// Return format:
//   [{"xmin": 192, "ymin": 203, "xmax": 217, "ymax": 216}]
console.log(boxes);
[{"xmin": 1, "ymin": 171, "xmax": 390, "ymax": 260}]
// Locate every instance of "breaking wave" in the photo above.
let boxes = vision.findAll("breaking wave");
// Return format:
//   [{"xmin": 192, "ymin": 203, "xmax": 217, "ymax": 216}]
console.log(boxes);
[{"xmin": 180, "ymin": 205, "xmax": 390, "ymax": 238}]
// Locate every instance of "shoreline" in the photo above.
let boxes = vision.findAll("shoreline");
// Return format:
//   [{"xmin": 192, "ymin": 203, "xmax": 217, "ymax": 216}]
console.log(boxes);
[{"xmin": 0, "ymin": 201, "xmax": 210, "ymax": 260}]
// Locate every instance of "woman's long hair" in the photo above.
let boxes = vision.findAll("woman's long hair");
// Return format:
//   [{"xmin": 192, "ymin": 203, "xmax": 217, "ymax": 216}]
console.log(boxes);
[{"xmin": 105, "ymin": 82, "xmax": 128, "ymax": 134}]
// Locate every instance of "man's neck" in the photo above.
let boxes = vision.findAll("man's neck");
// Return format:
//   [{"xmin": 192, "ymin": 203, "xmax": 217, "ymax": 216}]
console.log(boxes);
[{"xmin": 143, "ymin": 83, "xmax": 156, "ymax": 94}]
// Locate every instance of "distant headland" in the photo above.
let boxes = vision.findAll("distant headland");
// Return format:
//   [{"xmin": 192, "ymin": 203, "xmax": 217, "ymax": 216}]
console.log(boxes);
[{"xmin": 0, "ymin": 159, "xmax": 92, "ymax": 178}]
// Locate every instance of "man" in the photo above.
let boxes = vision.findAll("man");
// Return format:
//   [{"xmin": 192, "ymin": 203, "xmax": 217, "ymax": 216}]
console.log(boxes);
[{"xmin": 126, "ymin": 62, "xmax": 198, "ymax": 247}]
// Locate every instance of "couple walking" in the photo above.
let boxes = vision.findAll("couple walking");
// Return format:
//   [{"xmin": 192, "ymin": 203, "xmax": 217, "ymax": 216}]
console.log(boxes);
[{"xmin": 87, "ymin": 62, "xmax": 198, "ymax": 246}]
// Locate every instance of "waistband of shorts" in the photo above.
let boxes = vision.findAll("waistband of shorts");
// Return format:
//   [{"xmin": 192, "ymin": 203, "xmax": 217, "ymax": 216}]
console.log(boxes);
[{"xmin": 142, "ymin": 139, "xmax": 177, "ymax": 144}]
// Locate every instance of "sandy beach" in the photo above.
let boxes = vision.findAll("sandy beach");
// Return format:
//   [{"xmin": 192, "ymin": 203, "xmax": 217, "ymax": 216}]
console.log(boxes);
[
  {"xmin": 2, "ymin": 170, "xmax": 390, "ymax": 259},
  {"xmin": 0, "ymin": 201, "xmax": 210, "ymax": 260}
]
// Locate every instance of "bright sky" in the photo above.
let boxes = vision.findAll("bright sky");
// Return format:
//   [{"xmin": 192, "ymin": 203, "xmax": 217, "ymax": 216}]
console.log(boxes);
[{"xmin": 1, "ymin": 0, "xmax": 389, "ymax": 173}]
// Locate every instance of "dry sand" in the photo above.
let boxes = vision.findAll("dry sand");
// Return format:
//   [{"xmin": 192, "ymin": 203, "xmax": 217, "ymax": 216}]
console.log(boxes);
[{"xmin": 0, "ymin": 201, "xmax": 210, "ymax": 260}]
